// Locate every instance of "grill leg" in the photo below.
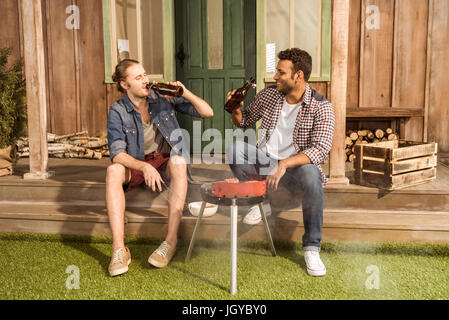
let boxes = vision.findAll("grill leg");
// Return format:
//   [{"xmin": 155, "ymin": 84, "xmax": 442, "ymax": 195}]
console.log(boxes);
[
  {"xmin": 230, "ymin": 198, "xmax": 238, "ymax": 295},
  {"xmin": 259, "ymin": 202, "xmax": 277, "ymax": 257},
  {"xmin": 185, "ymin": 201, "xmax": 207, "ymax": 263}
]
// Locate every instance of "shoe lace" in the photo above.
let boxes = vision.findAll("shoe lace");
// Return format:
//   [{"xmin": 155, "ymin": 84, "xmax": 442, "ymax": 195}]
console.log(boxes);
[
  {"xmin": 112, "ymin": 248, "xmax": 124, "ymax": 264},
  {"xmin": 156, "ymin": 242, "xmax": 170, "ymax": 257}
]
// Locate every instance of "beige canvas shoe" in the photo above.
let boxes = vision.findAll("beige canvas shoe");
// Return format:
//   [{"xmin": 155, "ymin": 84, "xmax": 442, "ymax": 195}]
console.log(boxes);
[
  {"xmin": 148, "ymin": 241, "xmax": 176, "ymax": 268},
  {"xmin": 108, "ymin": 247, "xmax": 131, "ymax": 277}
]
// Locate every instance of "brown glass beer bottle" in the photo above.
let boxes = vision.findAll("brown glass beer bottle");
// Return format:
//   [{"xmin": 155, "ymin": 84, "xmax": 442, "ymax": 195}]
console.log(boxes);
[
  {"xmin": 224, "ymin": 77, "xmax": 256, "ymax": 113},
  {"xmin": 148, "ymin": 81, "xmax": 184, "ymax": 97}
]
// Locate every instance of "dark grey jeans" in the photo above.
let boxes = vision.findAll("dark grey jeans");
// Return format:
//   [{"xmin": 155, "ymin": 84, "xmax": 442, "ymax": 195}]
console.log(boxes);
[{"xmin": 226, "ymin": 141, "xmax": 324, "ymax": 251}]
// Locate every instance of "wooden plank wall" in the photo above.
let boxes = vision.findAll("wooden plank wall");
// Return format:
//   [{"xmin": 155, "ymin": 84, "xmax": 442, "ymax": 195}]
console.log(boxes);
[
  {"xmin": 347, "ymin": 0, "xmax": 435, "ymax": 143},
  {"xmin": 428, "ymin": 0, "xmax": 449, "ymax": 154},
  {"xmin": 0, "ymin": 0, "xmax": 447, "ymax": 152},
  {"xmin": 359, "ymin": 0, "xmax": 395, "ymax": 109},
  {"xmin": 45, "ymin": 0, "xmax": 78, "ymax": 135},
  {"xmin": 346, "ymin": 0, "xmax": 360, "ymax": 109},
  {"xmin": 392, "ymin": 0, "xmax": 427, "ymax": 142},
  {"xmin": 0, "ymin": 0, "xmax": 23, "ymax": 66},
  {"xmin": 77, "ymin": 0, "xmax": 108, "ymax": 136},
  {"xmin": 392, "ymin": 0, "xmax": 428, "ymax": 111},
  {"xmin": 44, "ymin": 0, "xmax": 107, "ymax": 136},
  {"xmin": 0, "ymin": 0, "xmax": 108, "ymax": 137}
]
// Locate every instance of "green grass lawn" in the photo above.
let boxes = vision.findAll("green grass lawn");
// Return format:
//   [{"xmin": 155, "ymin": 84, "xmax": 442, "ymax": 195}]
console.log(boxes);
[{"xmin": 0, "ymin": 233, "xmax": 448, "ymax": 300}]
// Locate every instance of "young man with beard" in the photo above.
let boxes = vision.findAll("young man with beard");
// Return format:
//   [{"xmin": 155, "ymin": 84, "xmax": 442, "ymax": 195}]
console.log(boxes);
[
  {"xmin": 106, "ymin": 59, "xmax": 213, "ymax": 276},
  {"xmin": 226, "ymin": 48, "xmax": 335, "ymax": 276}
]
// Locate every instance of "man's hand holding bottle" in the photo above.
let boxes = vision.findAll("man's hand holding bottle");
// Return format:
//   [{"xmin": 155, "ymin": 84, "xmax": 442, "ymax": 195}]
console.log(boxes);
[{"xmin": 226, "ymin": 89, "xmax": 244, "ymax": 126}]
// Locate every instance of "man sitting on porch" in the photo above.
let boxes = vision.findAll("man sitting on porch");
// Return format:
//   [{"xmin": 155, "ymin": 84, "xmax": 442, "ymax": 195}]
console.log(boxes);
[
  {"xmin": 226, "ymin": 48, "xmax": 335, "ymax": 276},
  {"xmin": 106, "ymin": 59, "xmax": 214, "ymax": 277}
]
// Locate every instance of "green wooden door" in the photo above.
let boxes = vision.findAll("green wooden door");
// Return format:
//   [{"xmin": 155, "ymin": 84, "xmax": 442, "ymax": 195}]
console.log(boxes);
[{"xmin": 175, "ymin": 0, "xmax": 256, "ymax": 154}]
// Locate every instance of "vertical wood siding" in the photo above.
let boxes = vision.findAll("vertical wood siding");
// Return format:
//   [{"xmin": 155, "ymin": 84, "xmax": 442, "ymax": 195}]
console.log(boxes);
[
  {"xmin": 45, "ymin": 0, "xmax": 106, "ymax": 136},
  {"xmin": 0, "ymin": 0, "xmax": 22, "ymax": 64},
  {"xmin": 347, "ymin": 0, "xmax": 448, "ymax": 151},
  {"xmin": 1, "ymin": 0, "xmax": 448, "ymax": 152},
  {"xmin": 359, "ymin": 0, "xmax": 395, "ymax": 109},
  {"xmin": 428, "ymin": 0, "xmax": 449, "ymax": 153}
]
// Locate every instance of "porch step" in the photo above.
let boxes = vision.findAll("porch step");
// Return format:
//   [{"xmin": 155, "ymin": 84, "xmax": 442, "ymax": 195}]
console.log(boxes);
[
  {"xmin": 0, "ymin": 159, "xmax": 233, "ymax": 207},
  {"xmin": 1, "ymin": 175, "xmax": 449, "ymax": 212},
  {"xmin": 2, "ymin": 159, "xmax": 449, "ymax": 243},
  {"xmin": 1, "ymin": 203, "xmax": 449, "ymax": 243},
  {"xmin": 2, "ymin": 158, "xmax": 448, "ymax": 212}
]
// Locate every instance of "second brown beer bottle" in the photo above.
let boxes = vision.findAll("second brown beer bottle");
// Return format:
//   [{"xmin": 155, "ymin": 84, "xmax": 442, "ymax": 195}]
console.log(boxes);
[
  {"xmin": 147, "ymin": 81, "xmax": 184, "ymax": 97},
  {"xmin": 224, "ymin": 77, "xmax": 256, "ymax": 113}
]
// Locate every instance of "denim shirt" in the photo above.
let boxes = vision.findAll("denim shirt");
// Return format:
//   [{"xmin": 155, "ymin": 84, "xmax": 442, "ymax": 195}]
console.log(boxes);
[{"xmin": 107, "ymin": 90, "xmax": 202, "ymax": 173}]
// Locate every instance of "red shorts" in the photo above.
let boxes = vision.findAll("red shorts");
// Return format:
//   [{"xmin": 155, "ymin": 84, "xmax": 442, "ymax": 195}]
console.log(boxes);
[{"xmin": 123, "ymin": 153, "xmax": 171, "ymax": 193}]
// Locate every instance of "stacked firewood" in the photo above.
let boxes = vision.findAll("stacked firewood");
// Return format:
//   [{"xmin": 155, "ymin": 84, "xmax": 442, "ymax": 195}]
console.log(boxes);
[
  {"xmin": 17, "ymin": 131, "xmax": 109, "ymax": 159},
  {"xmin": 345, "ymin": 128, "xmax": 398, "ymax": 163}
]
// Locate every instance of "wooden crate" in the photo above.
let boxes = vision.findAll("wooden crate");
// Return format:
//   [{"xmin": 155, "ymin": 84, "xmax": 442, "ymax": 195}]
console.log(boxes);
[{"xmin": 353, "ymin": 140, "xmax": 438, "ymax": 190}]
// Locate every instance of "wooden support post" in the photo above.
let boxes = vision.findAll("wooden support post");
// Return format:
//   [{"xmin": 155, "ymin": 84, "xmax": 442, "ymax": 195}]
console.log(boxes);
[
  {"xmin": 20, "ymin": 0, "xmax": 52, "ymax": 180},
  {"xmin": 328, "ymin": 0, "xmax": 350, "ymax": 185},
  {"xmin": 423, "ymin": 0, "xmax": 434, "ymax": 143}
]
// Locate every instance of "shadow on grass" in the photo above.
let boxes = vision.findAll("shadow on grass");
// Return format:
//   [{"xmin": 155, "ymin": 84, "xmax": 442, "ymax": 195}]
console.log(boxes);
[
  {"xmin": 129, "ymin": 242, "xmax": 158, "ymax": 271},
  {"xmin": 60, "ymin": 235, "xmax": 110, "ymax": 276},
  {"xmin": 320, "ymin": 241, "xmax": 449, "ymax": 258},
  {"xmin": 284, "ymin": 252, "xmax": 309, "ymax": 276},
  {"xmin": 237, "ymin": 249, "xmax": 272, "ymax": 258},
  {"xmin": 127, "ymin": 240, "xmax": 229, "ymax": 295},
  {"xmin": 170, "ymin": 264, "xmax": 228, "ymax": 292},
  {"xmin": 238, "ymin": 247, "xmax": 310, "ymax": 276},
  {"xmin": 235, "ymin": 241, "xmax": 310, "ymax": 275},
  {"xmin": 139, "ymin": 243, "xmax": 229, "ymax": 292}
]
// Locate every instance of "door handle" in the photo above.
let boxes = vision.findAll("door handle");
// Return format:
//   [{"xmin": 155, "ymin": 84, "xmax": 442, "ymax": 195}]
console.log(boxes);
[{"xmin": 176, "ymin": 43, "xmax": 186, "ymax": 67}]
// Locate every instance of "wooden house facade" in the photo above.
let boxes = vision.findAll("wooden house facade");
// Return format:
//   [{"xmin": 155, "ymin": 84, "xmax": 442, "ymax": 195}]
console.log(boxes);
[
  {"xmin": 1, "ymin": 0, "xmax": 449, "ymax": 243},
  {"xmin": 1, "ymin": 0, "xmax": 448, "ymax": 178}
]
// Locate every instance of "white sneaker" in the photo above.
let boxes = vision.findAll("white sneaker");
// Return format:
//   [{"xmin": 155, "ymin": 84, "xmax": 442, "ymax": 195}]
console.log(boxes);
[
  {"xmin": 242, "ymin": 202, "xmax": 272, "ymax": 225},
  {"xmin": 304, "ymin": 250, "xmax": 326, "ymax": 276}
]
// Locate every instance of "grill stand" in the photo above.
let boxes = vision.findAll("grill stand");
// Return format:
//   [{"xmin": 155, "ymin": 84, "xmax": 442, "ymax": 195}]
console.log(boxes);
[{"xmin": 185, "ymin": 183, "xmax": 277, "ymax": 295}]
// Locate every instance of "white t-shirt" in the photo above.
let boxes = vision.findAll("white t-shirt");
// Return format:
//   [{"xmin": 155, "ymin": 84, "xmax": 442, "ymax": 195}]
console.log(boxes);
[{"xmin": 260, "ymin": 98, "xmax": 302, "ymax": 160}]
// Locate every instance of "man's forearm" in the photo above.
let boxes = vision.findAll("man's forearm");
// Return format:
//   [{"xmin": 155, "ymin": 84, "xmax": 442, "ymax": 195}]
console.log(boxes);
[
  {"xmin": 112, "ymin": 152, "xmax": 150, "ymax": 172},
  {"xmin": 279, "ymin": 153, "xmax": 311, "ymax": 169},
  {"xmin": 183, "ymin": 90, "xmax": 214, "ymax": 118},
  {"xmin": 231, "ymin": 109, "xmax": 243, "ymax": 126}
]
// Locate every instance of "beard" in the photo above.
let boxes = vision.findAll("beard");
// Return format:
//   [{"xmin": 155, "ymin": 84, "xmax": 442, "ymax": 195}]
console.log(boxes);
[{"xmin": 276, "ymin": 81, "xmax": 295, "ymax": 94}]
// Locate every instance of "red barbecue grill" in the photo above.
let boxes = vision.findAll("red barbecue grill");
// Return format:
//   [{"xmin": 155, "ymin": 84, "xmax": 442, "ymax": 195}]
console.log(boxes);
[
  {"xmin": 185, "ymin": 179, "xmax": 277, "ymax": 295},
  {"xmin": 211, "ymin": 180, "xmax": 267, "ymax": 198}
]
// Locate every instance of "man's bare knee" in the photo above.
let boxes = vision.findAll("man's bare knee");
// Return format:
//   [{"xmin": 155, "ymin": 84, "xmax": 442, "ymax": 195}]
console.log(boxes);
[
  {"xmin": 168, "ymin": 156, "xmax": 187, "ymax": 170},
  {"xmin": 106, "ymin": 163, "xmax": 127, "ymax": 184},
  {"xmin": 167, "ymin": 156, "xmax": 187, "ymax": 180}
]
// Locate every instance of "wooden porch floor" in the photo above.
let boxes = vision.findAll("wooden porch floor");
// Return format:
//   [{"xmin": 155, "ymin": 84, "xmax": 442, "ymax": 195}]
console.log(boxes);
[{"xmin": 1, "ymin": 158, "xmax": 448, "ymax": 243}]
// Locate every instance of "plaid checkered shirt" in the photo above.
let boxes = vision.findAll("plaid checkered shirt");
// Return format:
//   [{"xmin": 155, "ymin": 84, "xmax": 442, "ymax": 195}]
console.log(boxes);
[{"xmin": 238, "ymin": 84, "xmax": 335, "ymax": 185}]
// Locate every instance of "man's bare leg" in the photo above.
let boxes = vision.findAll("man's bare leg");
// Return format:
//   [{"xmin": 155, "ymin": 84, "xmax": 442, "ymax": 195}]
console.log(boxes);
[
  {"xmin": 164, "ymin": 156, "xmax": 188, "ymax": 247},
  {"xmin": 106, "ymin": 163, "xmax": 130, "ymax": 250}
]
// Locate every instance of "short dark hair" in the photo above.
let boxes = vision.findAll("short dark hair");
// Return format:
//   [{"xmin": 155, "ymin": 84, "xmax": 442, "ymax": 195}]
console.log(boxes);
[
  {"xmin": 277, "ymin": 48, "xmax": 312, "ymax": 81},
  {"xmin": 112, "ymin": 59, "xmax": 140, "ymax": 93}
]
